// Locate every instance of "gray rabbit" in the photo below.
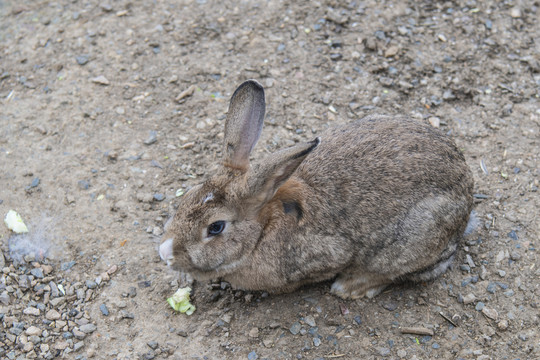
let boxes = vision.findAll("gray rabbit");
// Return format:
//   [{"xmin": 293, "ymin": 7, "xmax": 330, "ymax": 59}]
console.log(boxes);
[{"xmin": 159, "ymin": 80, "xmax": 474, "ymax": 299}]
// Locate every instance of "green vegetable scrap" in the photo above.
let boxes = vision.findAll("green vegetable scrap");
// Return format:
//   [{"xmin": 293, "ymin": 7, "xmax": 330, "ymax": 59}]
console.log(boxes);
[
  {"xmin": 4, "ymin": 210, "xmax": 29, "ymax": 233},
  {"xmin": 167, "ymin": 287, "xmax": 196, "ymax": 315}
]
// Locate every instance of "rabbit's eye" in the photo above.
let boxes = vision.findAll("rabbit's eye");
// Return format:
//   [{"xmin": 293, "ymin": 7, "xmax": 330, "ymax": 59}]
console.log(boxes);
[{"xmin": 207, "ymin": 221, "xmax": 225, "ymax": 236}]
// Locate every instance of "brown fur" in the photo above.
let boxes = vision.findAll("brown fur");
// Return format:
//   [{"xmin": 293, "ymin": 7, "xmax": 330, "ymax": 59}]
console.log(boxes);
[{"xmin": 160, "ymin": 80, "xmax": 474, "ymax": 299}]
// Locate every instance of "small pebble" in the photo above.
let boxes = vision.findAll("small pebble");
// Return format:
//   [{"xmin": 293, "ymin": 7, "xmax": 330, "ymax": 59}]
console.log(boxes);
[
  {"xmin": 24, "ymin": 307, "xmax": 41, "ymax": 316},
  {"xmin": 304, "ymin": 315, "xmax": 316, "ymax": 327},
  {"xmin": 479, "ymin": 265, "xmax": 488, "ymax": 280},
  {"xmin": 100, "ymin": 3, "xmax": 113, "ymax": 12},
  {"xmin": 290, "ymin": 321, "xmax": 302, "ymax": 335},
  {"xmin": 73, "ymin": 328, "xmax": 86, "ymax": 339},
  {"xmin": 475, "ymin": 302, "xmax": 485, "ymax": 311},
  {"xmin": 76, "ymin": 288, "xmax": 86, "ymax": 299},
  {"xmin": 465, "ymin": 254, "xmax": 476, "ymax": 268},
  {"xmin": 313, "ymin": 337, "xmax": 321, "ymax": 347},
  {"xmin": 144, "ymin": 131, "xmax": 158, "ymax": 145},
  {"xmin": 100, "ymin": 304, "xmax": 109, "ymax": 316},
  {"xmin": 91, "ymin": 75, "xmax": 110, "ymax": 85},
  {"xmin": 248, "ymin": 327, "xmax": 259, "ymax": 338},
  {"xmin": 443, "ymin": 90, "xmax": 456, "ymax": 100},
  {"xmin": 510, "ymin": 7, "xmax": 522, "ymax": 18},
  {"xmin": 428, "ymin": 117, "xmax": 440, "ymax": 128},
  {"xmin": 119, "ymin": 310, "xmax": 135, "ymax": 319},
  {"xmin": 46, "ymin": 309, "xmax": 61, "ymax": 320},
  {"xmin": 10, "ymin": 327, "xmax": 24, "ymax": 336},
  {"xmin": 78, "ymin": 180, "xmax": 90, "ymax": 190},
  {"xmin": 482, "ymin": 307, "xmax": 499, "ymax": 321},
  {"xmin": 79, "ymin": 324, "xmax": 97, "ymax": 334},
  {"xmin": 0, "ymin": 292, "xmax": 9, "ymax": 305},
  {"xmin": 23, "ymin": 342, "xmax": 33, "ymax": 352},
  {"xmin": 153, "ymin": 193, "xmax": 165, "ymax": 201},
  {"xmin": 147, "ymin": 341, "xmax": 158, "ymax": 350},
  {"xmin": 248, "ymin": 351, "xmax": 258, "ymax": 360},
  {"xmin": 74, "ymin": 341, "xmax": 85, "ymax": 352},
  {"xmin": 384, "ymin": 45, "xmax": 399, "ymax": 57},
  {"xmin": 420, "ymin": 335, "xmax": 432, "ymax": 344},
  {"xmin": 462, "ymin": 293, "xmax": 476, "ymax": 304},
  {"xmin": 76, "ymin": 55, "xmax": 89, "ymax": 65},
  {"xmin": 503, "ymin": 289, "xmax": 514, "ymax": 297},
  {"xmin": 27, "ymin": 177, "xmax": 40, "ymax": 189},
  {"xmin": 30, "ymin": 268, "xmax": 44, "ymax": 278},
  {"xmin": 25, "ymin": 326, "xmax": 42, "ymax": 336},
  {"xmin": 381, "ymin": 301, "xmax": 398, "ymax": 311},
  {"xmin": 497, "ymin": 319, "xmax": 508, "ymax": 331},
  {"xmin": 107, "ymin": 264, "xmax": 118, "ymax": 274},
  {"xmin": 138, "ymin": 280, "xmax": 151, "ymax": 288},
  {"xmin": 137, "ymin": 193, "xmax": 154, "ymax": 203}
]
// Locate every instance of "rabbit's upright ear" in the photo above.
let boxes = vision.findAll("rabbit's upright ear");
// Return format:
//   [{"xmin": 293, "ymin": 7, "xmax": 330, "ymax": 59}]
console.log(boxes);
[
  {"xmin": 223, "ymin": 80, "xmax": 266, "ymax": 172},
  {"xmin": 248, "ymin": 138, "xmax": 320, "ymax": 205}
]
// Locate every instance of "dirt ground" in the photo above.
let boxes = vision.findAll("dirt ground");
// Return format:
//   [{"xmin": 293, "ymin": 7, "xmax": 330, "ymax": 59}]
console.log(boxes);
[{"xmin": 1, "ymin": 0, "xmax": 539, "ymax": 359}]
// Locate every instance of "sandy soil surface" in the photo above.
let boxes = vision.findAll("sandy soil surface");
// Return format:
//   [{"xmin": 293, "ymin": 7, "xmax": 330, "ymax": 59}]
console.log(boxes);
[{"xmin": 1, "ymin": 0, "xmax": 539, "ymax": 359}]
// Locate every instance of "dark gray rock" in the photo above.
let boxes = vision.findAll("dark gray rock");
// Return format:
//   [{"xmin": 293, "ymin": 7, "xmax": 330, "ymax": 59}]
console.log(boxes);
[
  {"xmin": 30, "ymin": 268, "xmax": 44, "ymax": 278},
  {"xmin": 144, "ymin": 131, "xmax": 157, "ymax": 145},
  {"xmin": 76, "ymin": 55, "xmax": 89, "ymax": 65},
  {"xmin": 290, "ymin": 321, "xmax": 301, "ymax": 335},
  {"xmin": 100, "ymin": 304, "xmax": 109, "ymax": 316}
]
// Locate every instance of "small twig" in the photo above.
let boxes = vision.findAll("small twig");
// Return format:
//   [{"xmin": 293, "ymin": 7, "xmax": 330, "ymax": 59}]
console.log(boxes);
[
  {"xmin": 400, "ymin": 326, "xmax": 434, "ymax": 336},
  {"xmin": 439, "ymin": 311, "xmax": 458, "ymax": 327},
  {"xmin": 325, "ymin": 354, "xmax": 346, "ymax": 359},
  {"xmin": 175, "ymin": 84, "xmax": 196, "ymax": 102}
]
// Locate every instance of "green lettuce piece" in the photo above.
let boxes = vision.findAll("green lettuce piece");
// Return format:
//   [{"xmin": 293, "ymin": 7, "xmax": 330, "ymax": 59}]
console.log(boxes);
[
  {"xmin": 4, "ymin": 210, "xmax": 29, "ymax": 233},
  {"xmin": 167, "ymin": 287, "xmax": 196, "ymax": 315}
]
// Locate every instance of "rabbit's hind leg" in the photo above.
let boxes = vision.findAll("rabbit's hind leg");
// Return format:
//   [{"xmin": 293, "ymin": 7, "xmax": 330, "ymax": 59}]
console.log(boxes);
[{"xmin": 330, "ymin": 271, "xmax": 390, "ymax": 299}]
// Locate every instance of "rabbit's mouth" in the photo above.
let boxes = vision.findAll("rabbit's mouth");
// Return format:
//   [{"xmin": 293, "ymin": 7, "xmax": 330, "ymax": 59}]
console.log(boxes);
[
  {"xmin": 159, "ymin": 238, "xmax": 174, "ymax": 266},
  {"xmin": 187, "ymin": 255, "xmax": 244, "ymax": 278},
  {"xmin": 159, "ymin": 236, "xmax": 244, "ymax": 278}
]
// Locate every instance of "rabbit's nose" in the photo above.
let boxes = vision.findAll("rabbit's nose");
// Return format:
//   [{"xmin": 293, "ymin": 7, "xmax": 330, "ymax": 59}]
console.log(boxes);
[{"xmin": 159, "ymin": 238, "xmax": 174, "ymax": 265}]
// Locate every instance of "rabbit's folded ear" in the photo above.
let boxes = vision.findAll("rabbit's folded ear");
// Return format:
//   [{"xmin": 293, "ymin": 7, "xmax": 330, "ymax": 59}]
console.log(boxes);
[
  {"xmin": 248, "ymin": 138, "xmax": 320, "ymax": 205},
  {"xmin": 223, "ymin": 80, "xmax": 266, "ymax": 172}
]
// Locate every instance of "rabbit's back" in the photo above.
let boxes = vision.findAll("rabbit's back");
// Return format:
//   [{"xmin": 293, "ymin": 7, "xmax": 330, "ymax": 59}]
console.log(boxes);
[{"xmin": 298, "ymin": 115, "xmax": 472, "ymax": 217}]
